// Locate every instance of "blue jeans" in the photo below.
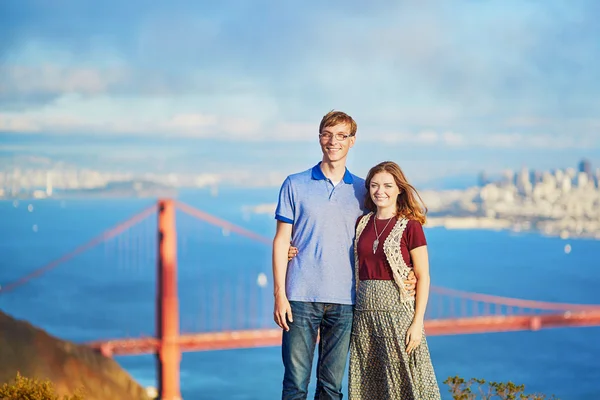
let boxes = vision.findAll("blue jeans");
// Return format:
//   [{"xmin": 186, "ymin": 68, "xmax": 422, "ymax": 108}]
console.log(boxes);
[{"xmin": 282, "ymin": 301, "xmax": 354, "ymax": 400}]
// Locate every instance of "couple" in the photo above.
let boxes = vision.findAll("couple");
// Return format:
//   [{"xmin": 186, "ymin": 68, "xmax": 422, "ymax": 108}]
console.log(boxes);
[{"xmin": 271, "ymin": 110, "xmax": 441, "ymax": 399}]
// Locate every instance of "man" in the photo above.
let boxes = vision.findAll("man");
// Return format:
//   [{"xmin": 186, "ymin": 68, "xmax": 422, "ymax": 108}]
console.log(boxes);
[{"xmin": 272, "ymin": 110, "xmax": 415, "ymax": 400}]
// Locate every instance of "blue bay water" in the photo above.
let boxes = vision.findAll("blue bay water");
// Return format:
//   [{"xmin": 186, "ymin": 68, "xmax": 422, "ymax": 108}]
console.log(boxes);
[{"xmin": 1, "ymin": 187, "xmax": 599, "ymax": 399}]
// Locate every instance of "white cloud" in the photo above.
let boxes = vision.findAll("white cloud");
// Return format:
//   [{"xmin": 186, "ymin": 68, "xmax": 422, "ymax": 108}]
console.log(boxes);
[
  {"xmin": 0, "ymin": 109, "xmax": 220, "ymax": 136},
  {"xmin": 0, "ymin": 65, "xmax": 128, "ymax": 97},
  {"xmin": 0, "ymin": 114, "xmax": 39, "ymax": 132},
  {"xmin": 442, "ymin": 131, "xmax": 465, "ymax": 146},
  {"xmin": 2, "ymin": 104, "xmax": 597, "ymax": 151},
  {"xmin": 168, "ymin": 113, "xmax": 218, "ymax": 133},
  {"xmin": 220, "ymin": 118, "xmax": 263, "ymax": 137},
  {"xmin": 269, "ymin": 122, "xmax": 315, "ymax": 141},
  {"xmin": 466, "ymin": 132, "xmax": 587, "ymax": 150},
  {"xmin": 415, "ymin": 130, "xmax": 439, "ymax": 144}
]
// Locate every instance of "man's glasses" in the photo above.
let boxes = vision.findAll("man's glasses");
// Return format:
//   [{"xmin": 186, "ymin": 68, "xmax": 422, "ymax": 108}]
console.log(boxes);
[{"xmin": 319, "ymin": 133, "xmax": 355, "ymax": 142}]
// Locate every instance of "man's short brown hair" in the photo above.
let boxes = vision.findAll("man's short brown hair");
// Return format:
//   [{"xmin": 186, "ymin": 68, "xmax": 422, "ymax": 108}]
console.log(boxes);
[{"xmin": 319, "ymin": 110, "xmax": 357, "ymax": 136}]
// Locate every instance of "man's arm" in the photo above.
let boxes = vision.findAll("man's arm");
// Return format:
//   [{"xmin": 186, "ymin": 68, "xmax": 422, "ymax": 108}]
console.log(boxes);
[{"xmin": 272, "ymin": 220, "xmax": 294, "ymax": 331}]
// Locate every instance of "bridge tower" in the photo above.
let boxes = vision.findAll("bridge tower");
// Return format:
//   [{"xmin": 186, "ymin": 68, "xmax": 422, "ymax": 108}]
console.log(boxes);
[{"xmin": 157, "ymin": 199, "xmax": 182, "ymax": 400}]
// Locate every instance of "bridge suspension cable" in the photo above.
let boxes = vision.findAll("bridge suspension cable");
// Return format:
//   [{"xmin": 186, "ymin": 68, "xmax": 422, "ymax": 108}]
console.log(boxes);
[{"xmin": 0, "ymin": 204, "xmax": 157, "ymax": 295}]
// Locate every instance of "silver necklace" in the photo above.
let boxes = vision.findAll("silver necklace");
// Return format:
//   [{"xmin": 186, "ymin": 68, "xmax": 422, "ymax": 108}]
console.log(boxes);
[{"xmin": 373, "ymin": 216, "xmax": 394, "ymax": 254}]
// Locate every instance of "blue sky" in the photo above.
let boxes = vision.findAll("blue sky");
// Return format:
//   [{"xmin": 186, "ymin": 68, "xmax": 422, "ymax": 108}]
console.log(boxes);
[{"xmin": 1, "ymin": 0, "xmax": 600, "ymax": 186}]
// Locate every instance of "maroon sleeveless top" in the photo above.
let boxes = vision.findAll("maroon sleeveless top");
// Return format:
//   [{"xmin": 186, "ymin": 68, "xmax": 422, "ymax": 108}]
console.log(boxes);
[{"xmin": 356, "ymin": 216, "xmax": 427, "ymax": 280}]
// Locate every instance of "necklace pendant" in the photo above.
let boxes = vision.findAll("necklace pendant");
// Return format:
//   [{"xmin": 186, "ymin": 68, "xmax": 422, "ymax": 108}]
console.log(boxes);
[{"xmin": 372, "ymin": 239, "xmax": 379, "ymax": 254}]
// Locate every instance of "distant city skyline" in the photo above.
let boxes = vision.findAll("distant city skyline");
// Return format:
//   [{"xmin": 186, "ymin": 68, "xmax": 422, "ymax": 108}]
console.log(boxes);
[{"xmin": 1, "ymin": 153, "xmax": 598, "ymax": 196}]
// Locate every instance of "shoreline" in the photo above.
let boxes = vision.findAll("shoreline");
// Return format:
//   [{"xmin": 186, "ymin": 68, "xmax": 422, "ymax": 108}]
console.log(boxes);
[{"xmin": 425, "ymin": 216, "xmax": 600, "ymax": 241}]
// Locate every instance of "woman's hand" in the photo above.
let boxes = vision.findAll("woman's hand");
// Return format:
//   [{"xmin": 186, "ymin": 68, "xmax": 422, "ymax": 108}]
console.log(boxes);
[
  {"xmin": 287, "ymin": 244, "xmax": 298, "ymax": 261},
  {"xmin": 405, "ymin": 321, "xmax": 423, "ymax": 355}
]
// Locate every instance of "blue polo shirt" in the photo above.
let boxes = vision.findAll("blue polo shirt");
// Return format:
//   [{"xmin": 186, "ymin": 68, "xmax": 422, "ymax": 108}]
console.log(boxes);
[{"xmin": 275, "ymin": 162, "xmax": 367, "ymax": 305}]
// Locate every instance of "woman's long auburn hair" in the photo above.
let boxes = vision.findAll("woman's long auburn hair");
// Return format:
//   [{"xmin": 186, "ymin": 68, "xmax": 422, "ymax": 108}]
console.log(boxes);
[{"xmin": 364, "ymin": 161, "xmax": 428, "ymax": 224}]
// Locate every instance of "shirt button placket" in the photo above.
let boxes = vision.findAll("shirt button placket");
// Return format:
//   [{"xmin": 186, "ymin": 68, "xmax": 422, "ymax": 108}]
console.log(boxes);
[{"xmin": 327, "ymin": 180, "xmax": 335, "ymax": 200}]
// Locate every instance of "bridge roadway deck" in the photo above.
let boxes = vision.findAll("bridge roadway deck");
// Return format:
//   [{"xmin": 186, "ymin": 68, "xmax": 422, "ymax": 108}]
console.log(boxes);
[{"xmin": 87, "ymin": 310, "xmax": 600, "ymax": 356}]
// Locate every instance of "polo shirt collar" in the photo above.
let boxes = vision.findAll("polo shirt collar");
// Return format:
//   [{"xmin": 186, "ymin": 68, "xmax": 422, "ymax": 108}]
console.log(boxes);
[{"xmin": 311, "ymin": 162, "xmax": 354, "ymax": 184}]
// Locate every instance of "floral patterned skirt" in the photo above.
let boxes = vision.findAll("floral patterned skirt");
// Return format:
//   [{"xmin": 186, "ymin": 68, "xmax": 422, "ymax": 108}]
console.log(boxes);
[{"xmin": 349, "ymin": 280, "xmax": 441, "ymax": 400}]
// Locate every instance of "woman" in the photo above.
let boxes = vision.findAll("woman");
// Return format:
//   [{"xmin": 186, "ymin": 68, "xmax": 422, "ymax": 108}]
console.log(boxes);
[{"xmin": 349, "ymin": 161, "xmax": 440, "ymax": 399}]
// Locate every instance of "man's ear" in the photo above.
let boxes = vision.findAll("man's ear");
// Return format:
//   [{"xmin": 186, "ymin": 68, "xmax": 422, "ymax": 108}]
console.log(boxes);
[{"xmin": 349, "ymin": 136, "xmax": 356, "ymax": 148}]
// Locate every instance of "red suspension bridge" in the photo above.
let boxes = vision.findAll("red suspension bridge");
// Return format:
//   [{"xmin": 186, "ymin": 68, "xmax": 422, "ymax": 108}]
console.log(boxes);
[{"xmin": 1, "ymin": 199, "xmax": 600, "ymax": 400}]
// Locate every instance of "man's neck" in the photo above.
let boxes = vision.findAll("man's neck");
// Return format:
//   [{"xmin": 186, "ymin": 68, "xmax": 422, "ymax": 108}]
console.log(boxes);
[{"xmin": 320, "ymin": 159, "xmax": 347, "ymax": 182}]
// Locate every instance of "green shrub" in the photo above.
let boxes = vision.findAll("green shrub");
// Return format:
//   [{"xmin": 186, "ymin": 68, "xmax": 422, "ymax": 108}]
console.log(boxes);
[
  {"xmin": 444, "ymin": 376, "xmax": 558, "ymax": 400},
  {"xmin": 0, "ymin": 372, "xmax": 84, "ymax": 400}
]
